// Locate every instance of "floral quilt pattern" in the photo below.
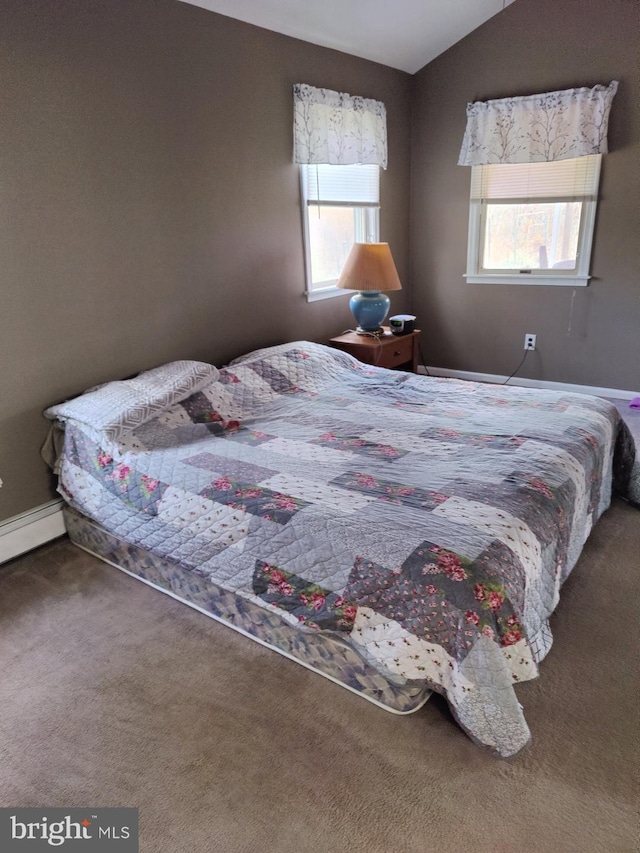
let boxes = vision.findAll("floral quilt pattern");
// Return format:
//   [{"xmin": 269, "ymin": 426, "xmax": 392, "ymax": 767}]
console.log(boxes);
[{"xmin": 50, "ymin": 341, "xmax": 636, "ymax": 756}]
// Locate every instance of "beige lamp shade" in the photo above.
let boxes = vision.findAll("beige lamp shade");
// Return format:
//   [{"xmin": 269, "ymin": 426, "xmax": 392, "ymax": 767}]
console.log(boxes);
[{"xmin": 336, "ymin": 243, "xmax": 402, "ymax": 292}]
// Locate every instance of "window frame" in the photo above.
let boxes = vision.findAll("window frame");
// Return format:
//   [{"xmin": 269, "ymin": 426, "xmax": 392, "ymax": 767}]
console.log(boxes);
[
  {"xmin": 300, "ymin": 165, "xmax": 380, "ymax": 302},
  {"xmin": 465, "ymin": 156, "xmax": 601, "ymax": 287}
]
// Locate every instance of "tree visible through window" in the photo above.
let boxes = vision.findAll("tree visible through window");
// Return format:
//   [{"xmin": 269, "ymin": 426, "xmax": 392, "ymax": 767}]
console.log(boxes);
[{"xmin": 482, "ymin": 201, "xmax": 582, "ymax": 271}]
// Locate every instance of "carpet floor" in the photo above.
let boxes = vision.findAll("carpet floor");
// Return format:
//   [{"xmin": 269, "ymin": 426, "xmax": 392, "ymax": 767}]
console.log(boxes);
[{"xmin": 0, "ymin": 499, "xmax": 638, "ymax": 852}]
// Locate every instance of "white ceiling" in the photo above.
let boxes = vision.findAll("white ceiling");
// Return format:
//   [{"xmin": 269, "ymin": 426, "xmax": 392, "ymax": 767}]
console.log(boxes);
[{"xmin": 178, "ymin": 0, "xmax": 517, "ymax": 74}]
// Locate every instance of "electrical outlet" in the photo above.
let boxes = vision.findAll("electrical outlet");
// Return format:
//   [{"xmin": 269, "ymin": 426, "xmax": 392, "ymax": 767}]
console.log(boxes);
[{"xmin": 524, "ymin": 333, "xmax": 537, "ymax": 351}]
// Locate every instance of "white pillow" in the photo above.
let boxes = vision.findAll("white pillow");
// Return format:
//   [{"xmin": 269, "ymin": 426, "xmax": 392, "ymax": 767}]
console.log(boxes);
[{"xmin": 44, "ymin": 360, "xmax": 219, "ymax": 440}]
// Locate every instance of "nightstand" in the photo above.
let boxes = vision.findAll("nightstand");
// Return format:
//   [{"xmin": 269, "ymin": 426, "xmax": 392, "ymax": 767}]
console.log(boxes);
[{"xmin": 329, "ymin": 328, "xmax": 421, "ymax": 373}]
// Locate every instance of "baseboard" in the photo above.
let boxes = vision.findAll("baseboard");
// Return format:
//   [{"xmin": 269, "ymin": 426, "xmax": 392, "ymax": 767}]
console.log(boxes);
[
  {"xmin": 419, "ymin": 366, "xmax": 637, "ymax": 400},
  {"xmin": 0, "ymin": 500, "xmax": 66, "ymax": 564}
]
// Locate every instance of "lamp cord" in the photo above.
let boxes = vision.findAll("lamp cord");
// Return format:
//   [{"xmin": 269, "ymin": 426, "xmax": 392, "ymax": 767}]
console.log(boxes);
[
  {"xmin": 418, "ymin": 343, "xmax": 528, "ymax": 384},
  {"xmin": 502, "ymin": 348, "xmax": 529, "ymax": 385},
  {"xmin": 341, "ymin": 330, "xmax": 528, "ymax": 383},
  {"xmin": 341, "ymin": 328, "xmax": 387, "ymax": 366},
  {"xmin": 418, "ymin": 342, "xmax": 431, "ymax": 376}
]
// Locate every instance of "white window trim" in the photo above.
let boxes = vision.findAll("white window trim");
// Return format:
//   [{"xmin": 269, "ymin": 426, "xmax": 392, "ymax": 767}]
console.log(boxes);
[
  {"xmin": 305, "ymin": 284, "xmax": 351, "ymax": 303},
  {"xmin": 299, "ymin": 166, "xmax": 380, "ymax": 301},
  {"xmin": 465, "ymin": 157, "xmax": 601, "ymax": 287}
]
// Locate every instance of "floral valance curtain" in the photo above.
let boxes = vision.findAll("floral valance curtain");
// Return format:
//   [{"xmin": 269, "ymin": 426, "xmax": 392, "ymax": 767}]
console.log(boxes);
[
  {"xmin": 458, "ymin": 81, "xmax": 618, "ymax": 166},
  {"xmin": 293, "ymin": 83, "xmax": 388, "ymax": 169}
]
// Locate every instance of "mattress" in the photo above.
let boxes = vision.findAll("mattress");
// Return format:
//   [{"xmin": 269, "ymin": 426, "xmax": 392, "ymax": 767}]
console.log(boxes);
[{"xmin": 45, "ymin": 341, "xmax": 636, "ymax": 756}]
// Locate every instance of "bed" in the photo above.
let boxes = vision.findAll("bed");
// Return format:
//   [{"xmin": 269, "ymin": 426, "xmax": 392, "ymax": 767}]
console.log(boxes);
[{"xmin": 44, "ymin": 342, "xmax": 637, "ymax": 756}]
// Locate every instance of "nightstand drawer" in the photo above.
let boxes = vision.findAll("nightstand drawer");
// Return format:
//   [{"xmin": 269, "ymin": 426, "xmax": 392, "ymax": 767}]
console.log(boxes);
[
  {"xmin": 329, "ymin": 328, "xmax": 420, "ymax": 373},
  {"xmin": 376, "ymin": 334, "xmax": 414, "ymax": 369}
]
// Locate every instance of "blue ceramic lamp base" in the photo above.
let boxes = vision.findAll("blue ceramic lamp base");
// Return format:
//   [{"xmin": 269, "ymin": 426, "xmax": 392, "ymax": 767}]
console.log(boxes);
[{"xmin": 349, "ymin": 291, "xmax": 390, "ymax": 334}]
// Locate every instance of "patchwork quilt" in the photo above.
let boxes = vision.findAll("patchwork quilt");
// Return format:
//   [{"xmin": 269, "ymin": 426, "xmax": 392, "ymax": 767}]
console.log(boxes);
[{"xmin": 45, "ymin": 342, "xmax": 636, "ymax": 756}]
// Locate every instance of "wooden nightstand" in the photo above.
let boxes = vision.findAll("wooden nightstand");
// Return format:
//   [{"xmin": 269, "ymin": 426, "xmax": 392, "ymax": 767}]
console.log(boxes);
[{"xmin": 329, "ymin": 328, "xmax": 421, "ymax": 373}]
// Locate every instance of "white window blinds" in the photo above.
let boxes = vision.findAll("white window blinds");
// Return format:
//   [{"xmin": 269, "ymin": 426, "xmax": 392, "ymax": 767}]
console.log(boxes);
[
  {"xmin": 303, "ymin": 164, "xmax": 380, "ymax": 206},
  {"xmin": 470, "ymin": 154, "xmax": 601, "ymax": 201}
]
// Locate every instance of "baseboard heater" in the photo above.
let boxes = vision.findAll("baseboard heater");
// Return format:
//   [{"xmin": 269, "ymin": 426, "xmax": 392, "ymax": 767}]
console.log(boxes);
[{"xmin": 0, "ymin": 500, "xmax": 66, "ymax": 564}]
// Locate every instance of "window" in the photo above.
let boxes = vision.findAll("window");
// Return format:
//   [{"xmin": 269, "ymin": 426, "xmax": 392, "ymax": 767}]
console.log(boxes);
[
  {"xmin": 300, "ymin": 163, "xmax": 380, "ymax": 301},
  {"xmin": 465, "ymin": 154, "xmax": 601, "ymax": 286}
]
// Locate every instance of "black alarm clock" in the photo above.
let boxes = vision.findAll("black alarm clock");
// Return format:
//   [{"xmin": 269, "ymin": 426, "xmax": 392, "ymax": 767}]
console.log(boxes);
[{"xmin": 389, "ymin": 315, "xmax": 416, "ymax": 335}]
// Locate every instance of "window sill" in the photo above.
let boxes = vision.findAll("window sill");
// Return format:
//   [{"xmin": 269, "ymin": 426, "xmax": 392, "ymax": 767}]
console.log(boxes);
[
  {"xmin": 465, "ymin": 274, "xmax": 590, "ymax": 287},
  {"xmin": 306, "ymin": 286, "xmax": 352, "ymax": 303}
]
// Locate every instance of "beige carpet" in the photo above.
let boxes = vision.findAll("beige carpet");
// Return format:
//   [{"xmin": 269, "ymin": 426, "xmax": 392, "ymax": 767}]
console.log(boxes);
[{"xmin": 1, "ymin": 499, "xmax": 638, "ymax": 853}]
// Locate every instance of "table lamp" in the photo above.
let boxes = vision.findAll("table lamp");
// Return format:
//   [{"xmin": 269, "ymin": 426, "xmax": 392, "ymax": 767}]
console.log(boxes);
[{"xmin": 336, "ymin": 242, "xmax": 402, "ymax": 334}]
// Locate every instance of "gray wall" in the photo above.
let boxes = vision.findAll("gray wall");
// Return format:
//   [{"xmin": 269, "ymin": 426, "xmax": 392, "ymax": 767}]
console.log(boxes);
[
  {"xmin": 410, "ymin": 0, "xmax": 639, "ymax": 389},
  {"xmin": 2, "ymin": 0, "xmax": 637, "ymax": 523},
  {"xmin": 0, "ymin": 0, "xmax": 412, "ymax": 520}
]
